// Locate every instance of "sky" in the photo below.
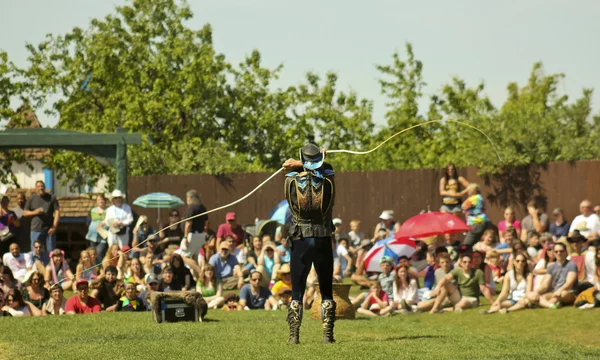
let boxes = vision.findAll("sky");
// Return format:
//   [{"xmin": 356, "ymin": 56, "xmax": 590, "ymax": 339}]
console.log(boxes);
[{"xmin": 1, "ymin": 0, "xmax": 599, "ymax": 128}]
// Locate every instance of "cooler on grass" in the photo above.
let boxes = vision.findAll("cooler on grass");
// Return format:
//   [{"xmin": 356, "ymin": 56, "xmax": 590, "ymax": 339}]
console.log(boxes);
[{"xmin": 150, "ymin": 291, "xmax": 207, "ymax": 323}]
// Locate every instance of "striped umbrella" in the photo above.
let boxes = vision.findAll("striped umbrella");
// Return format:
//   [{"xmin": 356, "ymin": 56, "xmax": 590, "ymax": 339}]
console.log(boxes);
[
  {"xmin": 133, "ymin": 192, "xmax": 185, "ymax": 220},
  {"xmin": 363, "ymin": 236, "xmax": 416, "ymax": 272}
]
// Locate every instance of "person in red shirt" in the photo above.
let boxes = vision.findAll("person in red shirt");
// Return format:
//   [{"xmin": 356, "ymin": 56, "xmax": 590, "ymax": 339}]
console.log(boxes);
[
  {"xmin": 356, "ymin": 280, "xmax": 389, "ymax": 317},
  {"xmin": 65, "ymin": 280, "xmax": 101, "ymax": 314},
  {"xmin": 216, "ymin": 212, "xmax": 247, "ymax": 250}
]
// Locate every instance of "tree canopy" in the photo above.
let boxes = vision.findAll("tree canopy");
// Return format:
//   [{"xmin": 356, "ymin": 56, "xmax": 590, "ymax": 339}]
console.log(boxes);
[{"xmin": 1, "ymin": 0, "xmax": 599, "ymax": 191}]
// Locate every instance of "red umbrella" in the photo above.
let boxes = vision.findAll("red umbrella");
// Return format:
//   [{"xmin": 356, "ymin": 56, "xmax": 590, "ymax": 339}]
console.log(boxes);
[{"xmin": 395, "ymin": 212, "xmax": 470, "ymax": 239}]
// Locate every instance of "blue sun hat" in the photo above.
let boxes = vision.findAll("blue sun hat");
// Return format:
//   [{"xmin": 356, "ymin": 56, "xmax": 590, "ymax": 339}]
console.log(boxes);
[{"xmin": 299, "ymin": 143, "xmax": 325, "ymax": 170}]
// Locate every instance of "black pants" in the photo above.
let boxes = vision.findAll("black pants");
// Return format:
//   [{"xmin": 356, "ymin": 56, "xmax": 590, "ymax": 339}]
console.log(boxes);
[{"xmin": 290, "ymin": 236, "xmax": 333, "ymax": 302}]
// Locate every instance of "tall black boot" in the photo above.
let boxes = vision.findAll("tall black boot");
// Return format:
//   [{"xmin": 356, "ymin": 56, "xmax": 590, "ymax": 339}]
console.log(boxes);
[
  {"xmin": 287, "ymin": 300, "xmax": 302, "ymax": 345},
  {"xmin": 321, "ymin": 300, "xmax": 336, "ymax": 344}
]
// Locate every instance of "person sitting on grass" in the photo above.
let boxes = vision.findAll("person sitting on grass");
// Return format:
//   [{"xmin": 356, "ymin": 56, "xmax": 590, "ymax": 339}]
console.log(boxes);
[
  {"xmin": 429, "ymin": 253, "xmax": 491, "ymax": 313},
  {"xmin": 527, "ymin": 242, "xmax": 578, "ymax": 309},
  {"xmin": 124, "ymin": 257, "xmax": 146, "ymax": 293},
  {"xmin": 533, "ymin": 243, "xmax": 556, "ymax": 290},
  {"xmin": 256, "ymin": 240, "xmax": 281, "ymax": 289},
  {"xmin": 472, "ymin": 250, "xmax": 496, "ymax": 296},
  {"xmin": 169, "ymin": 253, "xmax": 194, "ymax": 291},
  {"xmin": 381, "ymin": 265, "xmax": 418, "ymax": 315},
  {"xmin": 221, "ymin": 293, "xmax": 240, "ymax": 311},
  {"xmin": 21, "ymin": 270, "xmax": 49, "ymax": 311},
  {"xmin": 483, "ymin": 253, "xmax": 533, "ymax": 314},
  {"xmin": 44, "ymin": 249, "xmax": 74, "ymax": 291},
  {"xmin": 65, "ymin": 280, "xmax": 102, "ymax": 314},
  {"xmin": 90, "ymin": 265, "xmax": 123, "ymax": 312},
  {"xmin": 74, "ymin": 250, "xmax": 100, "ymax": 289},
  {"xmin": 41, "ymin": 284, "xmax": 66, "ymax": 315},
  {"xmin": 271, "ymin": 264, "xmax": 293, "ymax": 308},
  {"xmin": 355, "ymin": 280, "xmax": 389, "ymax": 317},
  {"xmin": 115, "ymin": 281, "xmax": 146, "ymax": 312},
  {"xmin": 1, "ymin": 289, "xmax": 39, "ymax": 316},
  {"xmin": 416, "ymin": 253, "xmax": 454, "ymax": 312},
  {"xmin": 196, "ymin": 264, "xmax": 224, "ymax": 309},
  {"xmin": 238, "ymin": 270, "xmax": 277, "ymax": 310},
  {"xmin": 158, "ymin": 265, "xmax": 182, "ymax": 292},
  {"xmin": 139, "ymin": 274, "xmax": 160, "ymax": 311}
]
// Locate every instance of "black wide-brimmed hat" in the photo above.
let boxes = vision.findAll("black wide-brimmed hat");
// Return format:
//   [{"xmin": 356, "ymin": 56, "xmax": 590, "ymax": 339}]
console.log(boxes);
[{"xmin": 299, "ymin": 143, "xmax": 325, "ymax": 170}]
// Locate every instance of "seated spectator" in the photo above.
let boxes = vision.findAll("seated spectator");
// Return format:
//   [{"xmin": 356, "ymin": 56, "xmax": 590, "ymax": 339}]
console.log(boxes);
[
  {"xmin": 444, "ymin": 233, "xmax": 461, "ymax": 260},
  {"xmin": 1, "ymin": 289, "xmax": 35, "ymax": 317},
  {"xmin": 25, "ymin": 240, "xmax": 49, "ymax": 274},
  {"xmin": 498, "ymin": 207, "xmax": 521, "ymax": 242},
  {"xmin": 221, "ymin": 293, "xmax": 240, "ymax": 311},
  {"xmin": 44, "ymin": 249, "xmax": 74, "ymax": 291},
  {"xmin": 472, "ymin": 250, "xmax": 496, "ymax": 295},
  {"xmin": 101, "ymin": 244, "xmax": 125, "ymax": 277},
  {"xmin": 526, "ymin": 231, "xmax": 542, "ymax": 261},
  {"xmin": 374, "ymin": 211, "xmax": 395, "ymax": 238},
  {"xmin": 520, "ymin": 200, "xmax": 549, "ymax": 242},
  {"xmin": 196, "ymin": 264, "xmax": 224, "ymax": 309},
  {"xmin": 21, "ymin": 270, "xmax": 49, "ymax": 310},
  {"xmin": 430, "ymin": 253, "xmax": 492, "ymax": 313},
  {"xmin": 382, "ymin": 265, "xmax": 418, "ymax": 315},
  {"xmin": 332, "ymin": 218, "xmax": 344, "ymax": 243},
  {"xmin": 224, "ymin": 235, "xmax": 245, "ymax": 268},
  {"xmin": 87, "ymin": 247, "xmax": 100, "ymax": 267},
  {"xmin": 137, "ymin": 237, "xmax": 164, "ymax": 276},
  {"xmin": 461, "ymin": 183, "xmax": 491, "ymax": 246},
  {"xmin": 336, "ymin": 237, "xmax": 352, "ymax": 279},
  {"xmin": 158, "ymin": 209, "xmax": 184, "ymax": 253},
  {"xmin": 348, "ymin": 220, "xmax": 364, "ymax": 250},
  {"xmin": 355, "ymin": 280, "xmax": 389, "ymax": 317},
  {"xmin": 350, "ymin": 239, "xmax": 375, "ymax": 288},
  {"xmin": 0, "ymin": 265, "xmax": 22, "ymax": 294},
  {"xmin": 158, "ymin": 265, "xmax": 182, "ymax": 292},
  {"xmin": 594, "ymin": 248, "xmax": 600, "ymax": 291},
  {"xmin": 583, "ymin": 239, "xmax": 598, "ymax": 287},
  {"xmin": 276, "ymin": 237, "xmax": 291, "ymax": 265},
  {"xmin": 243, "ymin": 235, "xmax": 262, "ymax": 277},
  {"xmin": 75, "ymin": 250, "xmax": 100, "ymax": 288},
  {"xmin": 216, "ymin": 212, "xmax": 246, "ymax": 249},
  {"xmin": 124, "ymin": 257, "xmax": 146, "ymax": 292},
  {"xmin": 41, "ymin": 284, "xmax": 66, "ymax": 315},
  {"xmin": 569, "ymin": 199, "xmax": 600, "ymax": 240},
  {"xmin": 66, "ymin": 280, "xmax": 102, "ymax": 314},
  {"xmin": 139, "ymin": 274, "xmax": 160, "ymax": 310},
  {"xmin": 170, "ymin": 253, "xmax": 194, "ymax": 291},
  {"xmin": 256, "ymin": 241, "xmax": 281, "ymax": 289},
  {"xmin": 90, "ymin": 265, "xmax": 123, "ymax": 311},
  {"xmin": 473, "ymin": 230, "xmax": 501, "ymax": 255},
  {"xmin": 419, "ymin": 248, "xmax": 451, "ymax": 297},
  {"xmin": 115, "ymin": 281, "xmax": 146, "ymax": 312},
  {"xmin": 549, "ymin": 208, "xmax": 570, "ymax": 242},
  {"xmin": 528, "ymin": 242, "xmax": 577, "ymax": 308},
  {"xmin": 2, "ymin": 243, "xmax": 27, "ymax": 283},
  {"xmin": 131, "ymin": 215, "xmax": 157, "ymax": 256},
  {"xmin": 485, "ymin": 251, "xmax": 503, "ymax": 283},
  {"xmin": 533, "ymin": 244, "xmax": 556, "ymax": 290},
  {"xmin": 238, "ymin": 271, "xmax": 277, "ymax": 310},
  {"xmin": 416, "ymin": 253, "xmax": 453, "ymax": 312},
  {"xmin": 567, "ymin": 231, "xmax": 587, "ymax": 257},
  {"xmin": 378, "ymin": 257, "xmax": 395, "ymax": 300},
  {"xmin": 484, "ymin": 253, "xmax": 533, "ymax": 314},
  {"xmin": 271, "ymin": 264, "xmax": 292, "ymax": 307},
  {"xmin": 209, "ymin": 244, "xmax": 243, "ymax": 290}
]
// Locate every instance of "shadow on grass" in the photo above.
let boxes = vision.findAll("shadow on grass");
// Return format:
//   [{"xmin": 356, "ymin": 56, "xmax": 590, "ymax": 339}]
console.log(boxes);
[
  {"xmin": 355, "ymin": 335, "xmax": 445, "ymax": 342},
  {"xmin": 201, "ymin": 318, "xmax": 221, "ymax": 323}
]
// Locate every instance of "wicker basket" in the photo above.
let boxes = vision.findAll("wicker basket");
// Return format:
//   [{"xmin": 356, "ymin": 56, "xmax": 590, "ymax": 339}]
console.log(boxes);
[{"xmin": 310, "ymin": 283, "xmax": 355, "ymax": 320}]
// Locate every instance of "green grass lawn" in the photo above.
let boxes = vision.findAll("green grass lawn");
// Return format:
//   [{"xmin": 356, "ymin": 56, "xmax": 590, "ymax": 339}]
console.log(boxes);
[{"xmin": 1, "ymin": 304, "xmax": 599, "ymax": 360}]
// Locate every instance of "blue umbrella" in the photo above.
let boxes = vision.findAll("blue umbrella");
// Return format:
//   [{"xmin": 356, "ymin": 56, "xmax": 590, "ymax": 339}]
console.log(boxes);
[
  {"xmin": 270, "ymin": 200, "xmax": 292, "ymax": 225},
  {"xmin": 133, "ymin": 192, "xmax": 185, "ymax": 220}
]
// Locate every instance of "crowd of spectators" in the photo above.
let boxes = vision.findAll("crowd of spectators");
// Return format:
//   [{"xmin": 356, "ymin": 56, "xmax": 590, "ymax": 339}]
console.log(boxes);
[{"xmin": 1, "ymin": 165, "xmax": 600, "ymax": 319}]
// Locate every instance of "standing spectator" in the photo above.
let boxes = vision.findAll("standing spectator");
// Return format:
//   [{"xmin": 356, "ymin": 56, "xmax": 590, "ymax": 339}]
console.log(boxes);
[
  {"xmin": 0, "ymin": 195, "xmax": 20, "ymax": 256},
  {"xmin": 374, "ymin": 211, "xmax": 396, "ymax": 238},
  {"xmin": 498, "ymin": 207, "xmax": 521, "ymax": 242},
  {"xmin": 85, "ymin": 194, "xmax": 108, "ymax": 260},
  {"xmin": 549, "ymin": 208, "xmax": 570, "ymax": 241},
  {"xmin": 24, "ymin": 240, "xmax": 49, "ymax": 274},
  {"xmin": 115, "ymin": 281, "xmax": 146, "ymax": 312},
  {"xmin": 439, "ymin": 163, "xmax": 470, "ymax": 214},
  {"xmin": 44, "ymin": 249, "xmax": 74, "ymax": 291},
  {"xmin": 520, "ymin": 200, "xmax": 549, "ymax": 242},
  {"xmin": 2, "ymin": 243, "xmax": 27, "ymax": 282},
  {"xmin": 569, "ymin": 200, "xmax": 600, "ymax": 240},
  {"xmin": 430, "ymin": 253, "xmax": 492, "ymax": 313},
  {"xmin": 216, "ymin": 212, "xmax": 246, "ymax": 250},
  {"xmin": 181, "ymin": 189, "xmax": 208, "ymax": 262},
  {"xmin": 461, "ymin": 184, "xmax": 491, "ymax": 246},
  {"xmin": 528, "ymin": 242, "xmax": 577, "ymax": 308},
  {"xmin": 11, "ymin": 192, "xmax": 29, "ymax": 252},
  {"xmin": 104, "ymin": 190, "xmax": 133, "ymax": 250},
  {"xmin": 65, "ymin": 280, "xmax": 101, "ymax": 314},
  {"xmin": 196, "ymin": 264, "xmax": 224, "ymax": 309},
  {"xmin": 23, "ymin": 180, "xmax": 60, "ymax": 252},
  {"xmin": 348, "ymin": 220, "xmax": 364, "ymax": 249},
  {"xmin": 355, "ymin": 280, "xmax": 389, "ymax": 317},
  {"xmin": 238, "ymin": 271, "xmax": 277, "ymax": 310},
  {"xmin": 41, "ymin": 284, "xmax": 66, "ymax": 315},
  {"xmin": 21, "ymin": 270, "xmax": 49, "ymax": 310}
]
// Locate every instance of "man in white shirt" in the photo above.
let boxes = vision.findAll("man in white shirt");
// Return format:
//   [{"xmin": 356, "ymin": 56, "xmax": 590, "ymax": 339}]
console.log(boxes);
[
  {"xmin": 569, "ymin": 200, "xmax": 600, "ymax": 240},
  {"xmin": 104, "ymin": 190, "xmax": 134, "ymax": 249},
  {"xmin": 2, "ymin": 243, "xmax": 27, "ymax": 282}
]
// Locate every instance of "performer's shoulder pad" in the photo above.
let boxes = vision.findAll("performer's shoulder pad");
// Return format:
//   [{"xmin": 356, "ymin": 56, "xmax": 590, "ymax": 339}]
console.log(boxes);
[
  {"xmin": 285, "ymin": 171, "xmax": 299, "ymax": 177},
  {"xmin": 321, "ymin": 162, "xmax": 334, "ymax": 176}
]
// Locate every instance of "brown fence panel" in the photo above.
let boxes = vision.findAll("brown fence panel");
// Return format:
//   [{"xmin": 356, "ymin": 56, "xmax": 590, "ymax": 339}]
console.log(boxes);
[{"xmin": 128, "ymin": 160, "xmax": 600, "ymax": 236}]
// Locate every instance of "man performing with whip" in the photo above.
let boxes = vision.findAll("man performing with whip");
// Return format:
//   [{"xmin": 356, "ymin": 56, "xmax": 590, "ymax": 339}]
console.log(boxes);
[{"xmin": 282, "ymin": 143, "xmax": 336, "ymax": 345}]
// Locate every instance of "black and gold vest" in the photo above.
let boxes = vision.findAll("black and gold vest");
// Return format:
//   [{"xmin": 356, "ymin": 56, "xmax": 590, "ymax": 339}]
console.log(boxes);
[{"xmin": 284, "ymin": 163, "xmax": 335, "ymax": 239}]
